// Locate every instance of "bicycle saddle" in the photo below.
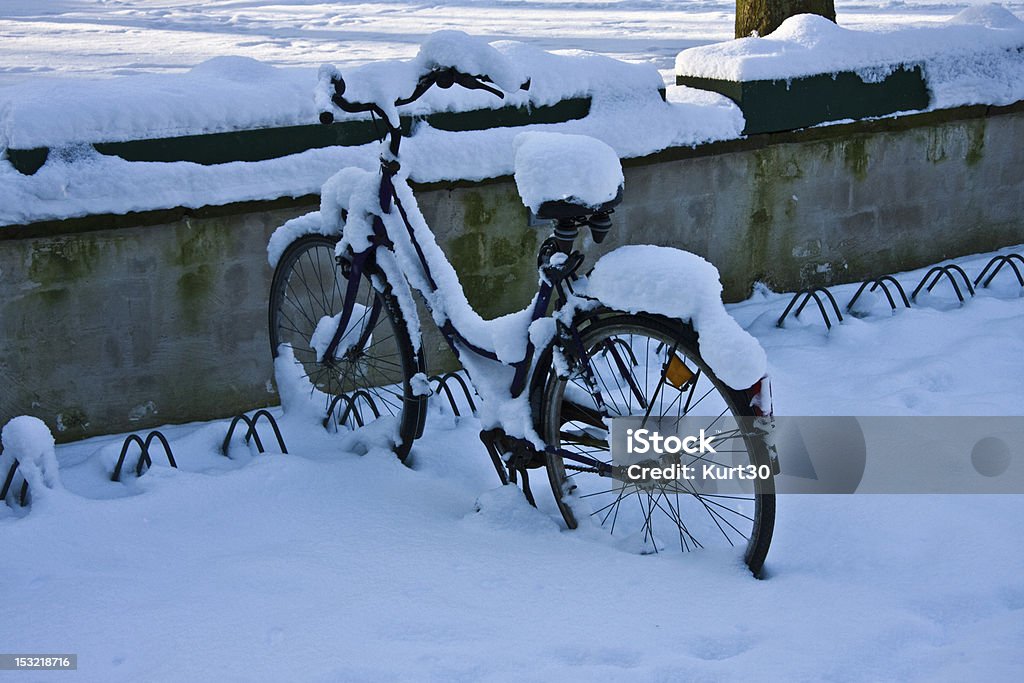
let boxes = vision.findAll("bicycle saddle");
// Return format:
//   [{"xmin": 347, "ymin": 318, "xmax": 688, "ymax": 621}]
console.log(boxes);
[{"xmin": 513, "ymin": 132, "xmax": 624, "ymax": 220}]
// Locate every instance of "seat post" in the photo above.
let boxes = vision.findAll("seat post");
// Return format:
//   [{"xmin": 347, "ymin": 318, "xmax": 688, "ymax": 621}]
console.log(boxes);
[{"xmin": 554, "ymin": 218, "xmax": 580, "ymax": 253}]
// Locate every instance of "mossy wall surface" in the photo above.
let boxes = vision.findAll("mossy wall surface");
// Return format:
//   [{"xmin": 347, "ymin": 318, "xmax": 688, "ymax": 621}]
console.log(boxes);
[{"xmin": 2, "ymin": 107, "xmax": 1022, "ymax": 439}]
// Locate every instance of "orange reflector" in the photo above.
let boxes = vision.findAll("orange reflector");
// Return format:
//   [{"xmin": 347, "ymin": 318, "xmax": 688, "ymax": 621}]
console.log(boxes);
[{"xmin": 665, "ymin": 355, "xmax": 694, "ymax": 389}]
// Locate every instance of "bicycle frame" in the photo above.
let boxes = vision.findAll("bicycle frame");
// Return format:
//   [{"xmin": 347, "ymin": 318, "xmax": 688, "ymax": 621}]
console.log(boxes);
[
  {"xmin": 323, "ymin": 116, "xmax": 565, "ymax": 391},
  {"xmin": 319, "ymin": 117, "xmax": 625, "ymax": 477}
]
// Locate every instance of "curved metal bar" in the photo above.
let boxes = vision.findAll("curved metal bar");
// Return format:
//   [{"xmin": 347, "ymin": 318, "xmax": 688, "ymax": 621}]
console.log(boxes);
[
  {"xmin": 926, "ymin": 269, "xmax": 965, "ymax": 303},
  {"xmin": 440, "ymin": 373, "xmax": 478, "ymax": 414},
  {"xmin": 845, "ymin": 281, "xmax": 873, "ymax": 312},
  {"xmin": 430, "ymin": 376, "xmax": 461, "ymax": 417},
  {"xmin": 250, "ymin": 410, "xmax": 289, "ymax": 454},
  {"xmin": 871, "ymin": 281, "xmax": 898, "ymax": 311},
  {"xmin": 347, "ymin": 390, "xmax": 381, "ymax": 420},
  {"xmin": 222, "ymin": 414, "xmax": 262, "ymax": 455},
  {"xmin": 143, "ymin": 431, "xmax": 177, "ymax": 468},
  {"xmin": 776, "ymin": 291, "xmax": 803, "ymax": 328},
  {"xmin": 877, "ymin": 276, "xmax": 911, "ymax": 308},
  {"xmin": 337, "ymin": 396, "xmax": 365, "ymax": 428},
  {"xmin": 1, "ymin": 457, "xmax": 20, "ymax": 502},
  {"xmin": 112, "ymin": 434, "xmax": 148, "ymax": 482},
  {"xmin": 324, "ymin": 394, "xmax": 347, "ymax": 430},
  {"xmin": 793, "ymin": 292, "xmax": 813, "ymax": 318},
  {"xmin": 974, "ymin": 257, "xmax": 999, "ymax": 286},
  {"xmin": 911, "ymin": 266, "xmax": 945, "ymax": 301},
  {"xmin": 947, "ymin": 264, "xmax": 976, "ymax": 297},
  {"xmin": 914, "ymin": 266, "xmax": 970, "ymax": 303},
  {"xmin": 817, "ymin": 287, "xmax": 845, "ymax": 324},
  {"xmin": 976, "ymin": 254, "xmax": 1024, "ymax": 288},
  {"xmin": 782, "ymin": 288, "xmax": 841, "ymax": 329},
  {"xmin": 807, "ymin": 291, "xmax": 834, "ymax": 330},
  {"xmin": 19, "ymin": 479, "xmax": 29, "ymax": 507}
]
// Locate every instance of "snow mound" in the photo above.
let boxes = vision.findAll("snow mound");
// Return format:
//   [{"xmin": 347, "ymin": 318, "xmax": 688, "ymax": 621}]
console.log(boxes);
[
  {"xmin": 1, "ymin": 35, "xmax": 737, "ymax": 228},
  {"xmin": 1, "ymin": 416, "xmax": 61, "ymax": 501},
  {"xmin": 468, "ymin": 485, "xmax": 559, "ymax": 534},
  {"xmin": 318, "ymin": 31, "xmax": 529, "ymax": 126},
  {"xmin": 585, "ymin": 246, "xmax": 767, "ymax": 390},
  {"xmin": 513, "ymin": 132, "xmax": 623, "ymax": 213},
  {"xmin": 768, "ymin": 13, "xmax": 850, "ymax": 47},
  {"xmin": 675, "ymin": 7, "xmax": 1024, "ymax": 109},
  {"xmin": 418, "ymin": 30, "xmax": 527, "ymax": 93},
  {"xmin": 949, "ymin": 4, "xmax": 1023, "ymax": 29}
]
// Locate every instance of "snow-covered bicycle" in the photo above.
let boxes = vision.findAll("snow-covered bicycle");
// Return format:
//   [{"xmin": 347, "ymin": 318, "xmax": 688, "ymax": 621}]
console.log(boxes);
[{"xmin": 268, "ymin": 33, "xmax": 776, "ymax": 574}]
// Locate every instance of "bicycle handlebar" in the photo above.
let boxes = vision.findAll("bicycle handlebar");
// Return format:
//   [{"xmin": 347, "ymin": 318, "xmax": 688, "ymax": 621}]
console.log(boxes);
[{"xmin": 319, "ymin": 67, "xmax": 531, "ymax": 125}]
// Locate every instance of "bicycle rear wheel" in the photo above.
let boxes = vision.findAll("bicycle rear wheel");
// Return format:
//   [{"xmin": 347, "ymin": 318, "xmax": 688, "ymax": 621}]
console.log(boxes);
[
  {"xmin": 269, "ymin": 233, "xmax": 426, "ymax": 461},
  {"xmin": 534, "ymin": 312, "xmax": 775, "ymax": 575}
]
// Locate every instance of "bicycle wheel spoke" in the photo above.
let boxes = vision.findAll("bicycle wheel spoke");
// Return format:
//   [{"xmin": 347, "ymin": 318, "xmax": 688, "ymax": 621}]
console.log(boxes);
[
  {"xmin": 269, "ymin": 235, "xmax": 423, "ymax": 461},
  {"xmin": 540, "ymin": 314, "xmax": 774, "ymax": 573}
]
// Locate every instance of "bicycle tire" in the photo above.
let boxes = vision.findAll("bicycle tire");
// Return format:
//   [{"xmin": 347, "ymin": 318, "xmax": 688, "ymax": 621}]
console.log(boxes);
[
  {"xmin": 268, "ymin": 233, "xmax": 426, "ymax": 461},
  {"xmin": 534, "ymin": 311, "xmax": 775, "ymax": 575}
]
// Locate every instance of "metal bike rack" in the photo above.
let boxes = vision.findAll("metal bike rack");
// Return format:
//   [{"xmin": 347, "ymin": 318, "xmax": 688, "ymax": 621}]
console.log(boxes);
[
  {"xmin": 1, "ymin": 456, "xmax": 30, "ymax": 508},
  {"xmin": 973, "ymin": 253, "xmax": 1024, "ymax": 289},
  {"xmin": 222, "ymin": 410, "xmax": 288, "ymax": 456},
  {"xmin": 429, "ymin": 372, "xmax": 478, "ymax": 417},
  {"xmin": 911, "ymin": 264, "xmax": 975, "ymax": 304},
  {"xmin": 846, "ymin": 276, "xmax": 912, "ymax": 313},
  {"xmin": 324, "ymin": 390, "xmax": 381, "ymax": 431},
  {"xmin": 111, "ymin": 431, "xmax": 177, "ymax": 482},
  {"xmin": 777, "ymin": 287, "xmax": 844, "ymax": 329}
]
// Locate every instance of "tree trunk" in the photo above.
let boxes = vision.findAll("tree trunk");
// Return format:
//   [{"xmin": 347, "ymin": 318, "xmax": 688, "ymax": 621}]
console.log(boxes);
[{"xmin": 735, "ymin": 0, "xmax": 836, "ymax": 39}]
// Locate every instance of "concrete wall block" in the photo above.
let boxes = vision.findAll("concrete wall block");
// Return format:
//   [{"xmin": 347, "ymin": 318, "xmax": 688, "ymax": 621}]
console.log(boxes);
[{"xmin": 3, "ymin": 109, "xmax": 1023, "ymax": 438}]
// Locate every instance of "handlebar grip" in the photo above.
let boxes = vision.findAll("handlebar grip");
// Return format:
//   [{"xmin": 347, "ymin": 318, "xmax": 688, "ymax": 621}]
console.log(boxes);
[{"xmin": 331, "ymin": 75, "xmax": 346, "ymax": 97}]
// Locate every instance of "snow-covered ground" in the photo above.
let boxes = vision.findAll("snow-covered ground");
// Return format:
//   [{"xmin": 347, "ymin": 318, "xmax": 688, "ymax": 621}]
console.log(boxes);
[
  {"xmin": 3, "ymin": 0, "xmax": 1024, "ymax": 86},
  {"xmin": 2, "ymin": 2, "xmax": 1023, "ymax": 679},
  {"xmin": 3, "ymin": 247, "xmax": 1023, "ymax": 680}
]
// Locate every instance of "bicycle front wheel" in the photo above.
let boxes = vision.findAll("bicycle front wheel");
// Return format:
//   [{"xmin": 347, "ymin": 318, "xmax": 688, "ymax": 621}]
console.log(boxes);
[
  {"xmin": 535, "ymin": 312, "xmax": 775, "ymax": 575},
  {"xmin": 268, "ymin": 233, "xmax": 426, "ymax": 461}
]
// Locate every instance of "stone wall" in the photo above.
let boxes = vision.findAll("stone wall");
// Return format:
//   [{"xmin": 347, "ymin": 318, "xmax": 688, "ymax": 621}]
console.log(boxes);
[{"xmin": 2, "ymin": 103, "xmax": 1022, "ymax": 440}]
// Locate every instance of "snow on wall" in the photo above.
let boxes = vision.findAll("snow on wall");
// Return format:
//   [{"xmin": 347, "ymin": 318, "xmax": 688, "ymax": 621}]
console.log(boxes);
[
  {"xmin": 675, "ymin": 7, "xmax": 1024, "ymax": 109},
  {"xmin": 0, "ymin": 37, "xmax": 742, "ymax": 228}
]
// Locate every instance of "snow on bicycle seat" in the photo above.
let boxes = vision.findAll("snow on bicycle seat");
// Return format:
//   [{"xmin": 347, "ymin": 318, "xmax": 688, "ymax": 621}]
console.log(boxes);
[{"xmin": 513, "ymin": 132, "xmax": 624, "ymax": 220}]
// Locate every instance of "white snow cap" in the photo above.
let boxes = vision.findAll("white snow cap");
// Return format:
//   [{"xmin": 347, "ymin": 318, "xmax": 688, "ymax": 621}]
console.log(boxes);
[
  {"xmin": 675, "ymin": 9, "xmax": 1024, "ymax": 82},
  {"xmin": 1, "ymin": 415, "xmax": 61, "ymax": 499},
  {"xmin": 948, "ymin": 3, "xmax": 1023, "ymax": 29},
  {"xmin": 318, "ymin": 30, "xmax": 529, "ymax": 126},
  {"xmin": 417, "ymin": 30, "xmax": 528, "ymax": 93},
  {"xmin": 585, "ymin": 246, "xmax": 767, "ymax": 390},
  {"xmin": 512, "ymin": 132, "xmax": 623, "ymax": 213}
]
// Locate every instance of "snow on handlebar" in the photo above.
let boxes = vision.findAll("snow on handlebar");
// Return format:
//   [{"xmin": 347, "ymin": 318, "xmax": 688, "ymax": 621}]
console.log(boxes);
[{"xmin": 316, "ymin": 30, "xmax": 530, "ymax": 126}]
